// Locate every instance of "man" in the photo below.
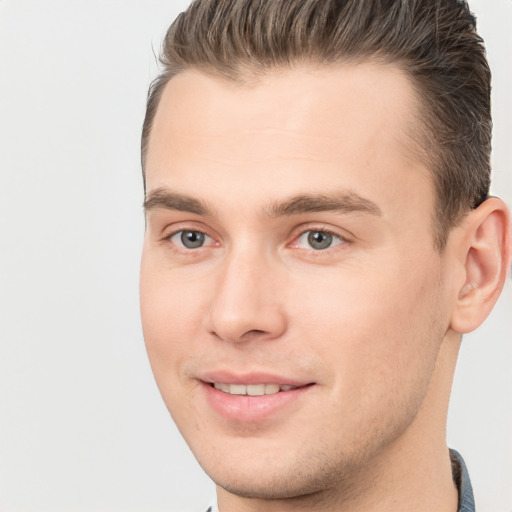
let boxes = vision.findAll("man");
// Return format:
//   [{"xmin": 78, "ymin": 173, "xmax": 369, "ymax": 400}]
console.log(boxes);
[{"xmin": 139, "ymin": 1, "xmax": 510, "ymax": 511}]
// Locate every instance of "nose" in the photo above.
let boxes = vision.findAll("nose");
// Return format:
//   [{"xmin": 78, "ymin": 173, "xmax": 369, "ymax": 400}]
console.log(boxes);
[{"xmin": 204, "ymin": 248, "xmax": 287, "ymax": 344}]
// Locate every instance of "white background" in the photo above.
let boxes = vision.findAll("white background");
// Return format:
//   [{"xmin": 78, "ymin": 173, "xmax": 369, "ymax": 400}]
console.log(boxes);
[{"xmin": 0, "ymin": 1, "xmax": 510, "ymax": 511}]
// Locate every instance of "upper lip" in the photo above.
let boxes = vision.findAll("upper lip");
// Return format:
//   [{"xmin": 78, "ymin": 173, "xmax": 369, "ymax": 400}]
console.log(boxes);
[{"xmin": 200, "ymin": 370, "xmax": 314, "ymax": 387}]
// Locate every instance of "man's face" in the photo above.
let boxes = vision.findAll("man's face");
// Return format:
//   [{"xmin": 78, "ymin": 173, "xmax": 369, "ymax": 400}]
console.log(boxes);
[{"xmin": 140, "ymin": 64, "xmax": 455, "ymax": 499}]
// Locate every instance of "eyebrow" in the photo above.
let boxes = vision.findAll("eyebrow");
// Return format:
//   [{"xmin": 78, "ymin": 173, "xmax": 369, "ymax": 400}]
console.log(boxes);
[
  {"xmin": 143, "ymin": 188, "xmax": 382, "ymax": 218},
  {"xmin": 143, "ymin": 188, "xmax": 215, "ymax": 216},
  {"xmin": 267, "ymin": 192, "xmax": 382, "ymax": 217}
]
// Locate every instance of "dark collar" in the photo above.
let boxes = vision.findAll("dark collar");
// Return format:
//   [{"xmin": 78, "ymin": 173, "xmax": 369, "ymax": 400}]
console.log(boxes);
[{"xmin": 450, "ymin": 449, "xmax": 475, "ymax": 512}]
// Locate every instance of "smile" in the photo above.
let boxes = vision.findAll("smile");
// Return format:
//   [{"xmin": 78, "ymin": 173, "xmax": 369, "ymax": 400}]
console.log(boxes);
[
  {"xmin": 203, "ymin": 378, "xmax": 315, "ymax": 422},
  {"xmin": 212, "ymin": 383, "xmax": 298, "ymax": 396}
]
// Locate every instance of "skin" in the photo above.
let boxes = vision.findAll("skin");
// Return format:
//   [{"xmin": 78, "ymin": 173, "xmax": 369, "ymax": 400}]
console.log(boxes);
[{"xmin": 140, "ymin": 63, "xmax": 510, "ymax": 512}]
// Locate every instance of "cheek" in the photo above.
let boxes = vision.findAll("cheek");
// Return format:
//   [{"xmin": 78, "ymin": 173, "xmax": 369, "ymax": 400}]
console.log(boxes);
[
  {"xmin": 139, "ymin": 254, "xmax": 209, "ymax": 375},
  {"xmin": 140, "ymin": 257, "xmax": 213, "ymax": 429},
  {"xmin": 290, "ymin": 255, "xmax": 447, "ymax": 390},
  {"xmin": 289, "ymin": 262, "xmax": 447, "ymax": 449}
]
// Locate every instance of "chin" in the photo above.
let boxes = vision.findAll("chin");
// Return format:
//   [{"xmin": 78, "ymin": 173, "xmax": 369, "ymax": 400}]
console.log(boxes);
[
  {"xmin": 211, "ymin": 467, "xmax": 335, "ymax": 501},
  {"xmin": 194, "ymin": 439, "xmax": 364, "ymax": 502}
]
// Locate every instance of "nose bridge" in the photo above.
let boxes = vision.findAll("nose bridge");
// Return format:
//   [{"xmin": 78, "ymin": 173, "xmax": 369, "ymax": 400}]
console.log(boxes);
[{"xmin": 205, "ymin": 241, "xmax": 286, "ymax": 343}]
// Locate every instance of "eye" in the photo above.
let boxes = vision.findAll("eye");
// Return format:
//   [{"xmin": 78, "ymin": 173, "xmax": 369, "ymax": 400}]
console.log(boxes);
[
  {"xmin": 169, "ymin": 230, "xmax": 212, "ymax": 249},
  {"xmin": 295, "ymin": 230, "xmax": 344, "ymax": 250}
]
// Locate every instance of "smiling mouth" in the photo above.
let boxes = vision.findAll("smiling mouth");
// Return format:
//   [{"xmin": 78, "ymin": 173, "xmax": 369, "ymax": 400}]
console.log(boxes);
[{"xmin": 211, "ymin": 382, "xmax": 310, "ymax": 396}]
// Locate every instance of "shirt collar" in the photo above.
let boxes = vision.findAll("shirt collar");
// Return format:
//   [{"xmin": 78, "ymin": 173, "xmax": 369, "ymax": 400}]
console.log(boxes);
[{"xmin": 450, "ymin": 448, "xmax": 475, "ymax": 512}]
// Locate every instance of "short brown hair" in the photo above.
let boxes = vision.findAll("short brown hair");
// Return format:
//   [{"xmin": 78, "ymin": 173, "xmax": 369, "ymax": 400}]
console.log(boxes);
[{"xmin": 141, "ymin": 0, "xmax": 491, "ymax": 249}]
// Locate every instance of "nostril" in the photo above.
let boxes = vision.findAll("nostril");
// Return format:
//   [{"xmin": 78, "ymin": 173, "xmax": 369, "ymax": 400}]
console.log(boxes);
[
  {"xmin": 236, "ymin": 329, "xmax": 268, "ymax": 343},
  {"xmin": 245, "ymin": 329, "xmax": 265, "ymax": 336}
]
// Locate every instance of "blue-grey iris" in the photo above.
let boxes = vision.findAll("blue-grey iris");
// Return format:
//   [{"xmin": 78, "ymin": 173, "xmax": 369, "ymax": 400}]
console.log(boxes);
[
  {"xmin": 308, "ymin": 231, "xmax": 333, "ymax": 250},
  {"xmin": 181, "ymin": 231, "xmax": 205, "ymax": 248}
]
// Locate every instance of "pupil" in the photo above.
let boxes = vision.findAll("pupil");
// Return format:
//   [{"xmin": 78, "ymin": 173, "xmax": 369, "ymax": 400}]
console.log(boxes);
[
  {"xmin": 308, "ymin": 231, "xmax": 332, "ymax": 250},
  {"xmin": 181, "ymin": 231, "xmax": 205, "ymax": 248}
]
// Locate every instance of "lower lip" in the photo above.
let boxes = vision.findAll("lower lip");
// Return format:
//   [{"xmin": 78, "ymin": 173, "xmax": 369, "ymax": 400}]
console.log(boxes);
[{"xmin": 202, "ymin": 382, "xmax": 312, "ymax": 423}]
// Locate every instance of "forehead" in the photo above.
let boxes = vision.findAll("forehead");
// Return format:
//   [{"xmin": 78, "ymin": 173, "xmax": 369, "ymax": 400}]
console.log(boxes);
[
  {"xmin": 145, "ymin": 63, "xmax": 432, "ymax": 221},
  {"xmin": 149, "ymin": 63, "xmax": 420, "ymax": 149}
]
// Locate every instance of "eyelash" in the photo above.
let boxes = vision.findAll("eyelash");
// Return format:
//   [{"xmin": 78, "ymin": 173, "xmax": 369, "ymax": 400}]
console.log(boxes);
[
  {"xmin": 166, "ymin": 229, "xmax": 215, "ymax": 250},
  {"xmin": 163, "ymin": 226, "xmax": 350, "ymax": 253},
  {"xmin": 292, "ymin": 227, "xmax": 347, "ymax": 251}
]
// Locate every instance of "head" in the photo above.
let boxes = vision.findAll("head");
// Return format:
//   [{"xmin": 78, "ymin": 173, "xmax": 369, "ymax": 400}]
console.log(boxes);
[{"xmin": 139, "ymin": 0, "xmax": 509, "ymax": 507}]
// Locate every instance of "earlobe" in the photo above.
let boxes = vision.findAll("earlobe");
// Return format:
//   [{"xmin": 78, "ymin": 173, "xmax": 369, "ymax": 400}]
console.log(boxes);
[{"xmin": 450, "ymin": 197, "xmax": 511, "ymax": 334}]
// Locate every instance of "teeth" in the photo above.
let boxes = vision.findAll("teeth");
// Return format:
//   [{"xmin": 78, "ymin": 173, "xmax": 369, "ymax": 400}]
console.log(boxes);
[
  {"xmin": 213, "ymin": 383, "xmax": 298, "ymax": 395},
  {"xmin": 266, "ymin": 384, "xmax": 280, "ymax": 394},
  {"xmin": 230, "ymin": 384, "xmax": 246, "ymax": 395},
  {"xmin": 213, "ymin": 382, "xmax": 230, "ymax": 393}
]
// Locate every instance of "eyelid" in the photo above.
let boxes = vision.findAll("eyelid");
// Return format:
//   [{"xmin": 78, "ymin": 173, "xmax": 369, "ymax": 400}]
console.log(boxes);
[
  {"xmin": 161, "ymin": 223, "xmax": 219, "ymax": 251},
  {"xmin": 170, "ymin": 230, "xmax": 213, "ymax": 248},
  {"xmin": 160, "ymin": 221, "xmax": 214, "ymax": 241},
  {"xmin": 289, "ymin": 224, "xmax": 352, "ymax": 248},
  {"xmin": 159, "ymin": 222, "xmax": 351, "ymax": 252},
  {"xmin": 295, "ymin": 231, "xmax": 344, "ymax": 251}
]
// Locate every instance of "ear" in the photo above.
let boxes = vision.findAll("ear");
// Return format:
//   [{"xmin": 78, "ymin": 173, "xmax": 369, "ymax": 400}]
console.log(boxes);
[{"xmin": 450, "ymin": 197, "xmax": 511, "ymax": 334}]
